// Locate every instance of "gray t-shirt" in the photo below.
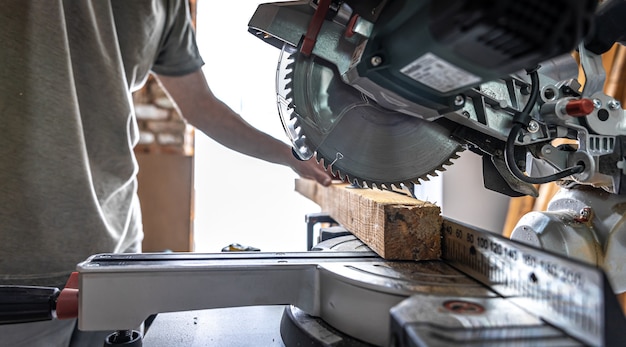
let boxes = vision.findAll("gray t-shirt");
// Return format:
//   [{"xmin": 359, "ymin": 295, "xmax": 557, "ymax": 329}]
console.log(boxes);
[{"xmin": 0, "ymin": 0, "xmax": 204, "ymax": 287}]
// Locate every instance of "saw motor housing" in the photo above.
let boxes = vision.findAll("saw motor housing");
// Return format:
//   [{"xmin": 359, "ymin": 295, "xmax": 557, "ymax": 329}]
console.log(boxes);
[{"xmin": 344, "ymin": 0, "xmax": 596, "ymax": 114}]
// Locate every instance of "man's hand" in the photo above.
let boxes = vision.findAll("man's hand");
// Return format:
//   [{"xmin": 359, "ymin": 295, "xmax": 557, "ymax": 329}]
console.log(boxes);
[{"xmin": 288, "ymin": 155, "xmax": 333, "ymax": 187}]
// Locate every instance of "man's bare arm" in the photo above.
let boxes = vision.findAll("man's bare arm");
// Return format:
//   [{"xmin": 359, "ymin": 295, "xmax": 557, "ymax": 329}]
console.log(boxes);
[{"xmin": 155, "ymin": 69, "xmax": 331, "ymax": 186}]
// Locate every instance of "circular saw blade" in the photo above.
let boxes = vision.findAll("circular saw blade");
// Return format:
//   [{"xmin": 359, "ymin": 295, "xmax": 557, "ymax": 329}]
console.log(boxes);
[{"xmin": 279, "ymin": 47, "xmax": 463, "ymax": 188}]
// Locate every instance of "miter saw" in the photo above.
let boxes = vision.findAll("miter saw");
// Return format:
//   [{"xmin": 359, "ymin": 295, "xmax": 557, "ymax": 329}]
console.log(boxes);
[
  {"xmin": 247, "ymin": 0, "xmax": 626, "ymax": 292},
  {"xmin": 5, "ymin": 1, "xmax": 626, "ymax": 346}
]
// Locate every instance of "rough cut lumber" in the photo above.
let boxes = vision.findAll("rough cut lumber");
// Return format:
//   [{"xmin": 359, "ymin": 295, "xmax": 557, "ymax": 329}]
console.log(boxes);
[{"xmin": 295, "ymin": 179, "xmax": 442, "ymax": 260}]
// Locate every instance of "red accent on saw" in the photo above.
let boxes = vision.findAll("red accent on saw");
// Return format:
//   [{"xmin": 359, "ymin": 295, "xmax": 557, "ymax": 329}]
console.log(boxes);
[
  {"xmin": 56, "ymin": 272, "xmax": 79, "ymax": 320},
  {"xmin": 443, "ymin": 300, "xmax": 485, "ymax": 314},
  {"xmin": 300, "ymin": 0, "xmax": 332, "ymax": 56},
  {"xmin": 345, "ymin": 14, "xmax": 359, "ymax": 38},
  {"xmin": 565, "ymin": 98, "xmax": 595, "ymax": 117}
]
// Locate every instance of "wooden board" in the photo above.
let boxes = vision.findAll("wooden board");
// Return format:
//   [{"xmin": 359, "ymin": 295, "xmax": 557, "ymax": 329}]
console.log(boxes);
[{"xmin": 295, "ymin": 179, "xmax": 442, "ymax": 260}]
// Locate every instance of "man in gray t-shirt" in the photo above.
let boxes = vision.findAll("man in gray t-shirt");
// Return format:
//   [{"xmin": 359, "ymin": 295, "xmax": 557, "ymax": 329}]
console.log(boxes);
[{"xmin": 0, "ymin": 1, "xmax": 331, "ymax": 345}]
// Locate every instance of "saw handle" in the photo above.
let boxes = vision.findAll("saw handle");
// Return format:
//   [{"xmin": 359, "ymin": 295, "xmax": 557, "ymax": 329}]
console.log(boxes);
[
  {"xmin": 0, "ymin": 286, "xmax": 59, "ymax": 324},
  {"xmin": 585, "ymin": 0, "xmax": 626, "ymax": 54}
]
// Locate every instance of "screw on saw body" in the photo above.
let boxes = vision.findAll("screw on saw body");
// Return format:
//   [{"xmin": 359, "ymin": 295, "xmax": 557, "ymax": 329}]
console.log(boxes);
[
  {"xmin": 370, "ymin": 56, "xmax": 383, "ymax": 67},
  {"xmin": 454, "ymin": 95, "xmax": 465, "ymax": 107},
  {"xmin": 527, "ymin": 120, "xmax": 540, "ymax": 133},
  {"xmin": 592, "ymin": 99, "xmax": 602, "ymax": 109},
  {"xmin": 608, "ymin": 100, "xmax": 621, "ymax": 110},
  {"xmin": 574, "ymin": 207, "xmax": 593, "ymax": 223}
]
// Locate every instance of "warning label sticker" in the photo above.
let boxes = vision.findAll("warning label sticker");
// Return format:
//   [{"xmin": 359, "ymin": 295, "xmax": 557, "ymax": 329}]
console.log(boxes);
[{"xmin": 400, "ymin": 53, "xmax": 481, "ymax": 93}]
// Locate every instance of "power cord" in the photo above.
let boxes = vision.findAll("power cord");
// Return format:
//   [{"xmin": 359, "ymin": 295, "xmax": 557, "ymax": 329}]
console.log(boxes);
[{"xmin": 504, "ymin": 66, "xmax": 584, "ymax": 184}]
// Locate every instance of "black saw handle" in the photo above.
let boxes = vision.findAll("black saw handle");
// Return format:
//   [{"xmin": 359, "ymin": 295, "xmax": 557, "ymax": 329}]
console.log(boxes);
[
  {"xmin": 0, "ymin": 286, "xmax": 59, "ymax": 324},
  {"xmin": 585, "ymin": 0, "xmax": 626, "ymax": 54}
]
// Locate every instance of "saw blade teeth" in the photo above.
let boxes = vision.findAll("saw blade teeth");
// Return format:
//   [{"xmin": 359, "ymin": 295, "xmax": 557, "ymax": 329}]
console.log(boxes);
[
  {"xmin": 344, "ymin": 174, "xmax": 354, "ymax": 187},
  {"xmin": 285, "ymin": 90, "xmax": 294, "ymax": 102},
  {"xmin": 319, "ymin": 146, "xmax": 466, "ymax": 189},
  {"xmin": 284, "ymin": 72, "xmax": 293, "ymax": 83},
  {"xmin": 333, "ymin": 167, "xmax": 346, "ymax": 181},
  {"xmin": 292, "ymin": 118, "xmax": 301, "ymax": 132},
  {"xmin": 331, "ymin": 168, "xmax": 340, "ymax": 178},
  {"xmin": 315, "ymin": 152, "xmax": 326, "ymax": 168},
  {"xmin": 316, "ymin": 154, "xmax": 323, "ymax": 166},
  {"xmin": 283, "ymin": 77, "xmax": 294, "ymax": 87},
  {"xmin": 287, "ymin": 118, "xmax": 303, "ymax": 139},
  {"xmin": 287, "ymin": 115, "xmax": 297, "ymax": 126},
  {"xmin": 285, "ymin": 56, "xmax": 296, "ymax": 68},
  {"xmin": 350, "ymin": 177, "xmax": 363, "ymax": 187},
  {"xmin": 288, "ymin": 108, "xmax": 298, "ymax": 120},
  {"xmin": 323, "ymin": 161, "xmax": 336, "ymax": 175}
]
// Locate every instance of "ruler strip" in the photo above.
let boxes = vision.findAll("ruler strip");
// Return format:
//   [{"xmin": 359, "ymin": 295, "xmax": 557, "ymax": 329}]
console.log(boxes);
[{"xmin": 441, "ymin": 218, "xmax": 605, "ymax": 346}]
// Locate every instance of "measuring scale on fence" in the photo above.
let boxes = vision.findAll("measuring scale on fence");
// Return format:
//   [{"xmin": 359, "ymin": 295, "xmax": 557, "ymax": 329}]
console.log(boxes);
[{"xmin": 423, "ymin": 219, "xmax": 623, "ymax": 346}]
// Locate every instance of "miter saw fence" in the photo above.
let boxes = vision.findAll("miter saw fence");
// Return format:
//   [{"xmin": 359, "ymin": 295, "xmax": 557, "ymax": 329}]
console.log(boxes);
[{"xmin": 247, "ymin": 0, "xmax": 626, "ymax": 196}]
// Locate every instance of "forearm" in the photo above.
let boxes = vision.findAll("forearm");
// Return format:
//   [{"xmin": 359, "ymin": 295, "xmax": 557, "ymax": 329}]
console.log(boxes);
[
  {"xmin": 190, "ymin": 97, "xmax": 294, "ymax": 166},
  {"xmin": 154, "ymin": 70, "xmax": 332, "ymax": 186},
  {"xmin": 155, "ymin": 71, "xmax": 291, "ymax": 165}
]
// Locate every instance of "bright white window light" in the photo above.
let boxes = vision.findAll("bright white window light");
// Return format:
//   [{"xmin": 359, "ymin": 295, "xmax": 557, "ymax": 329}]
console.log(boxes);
[{"xmin": 194, "ymin": 0, "xmax": 320, "ymax": 252}]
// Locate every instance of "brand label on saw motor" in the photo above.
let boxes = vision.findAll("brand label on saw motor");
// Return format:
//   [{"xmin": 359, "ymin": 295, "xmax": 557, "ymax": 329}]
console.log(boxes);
[{"xmin": 401, "ymin": 53, "xmax": 481, "ymax": 93}]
